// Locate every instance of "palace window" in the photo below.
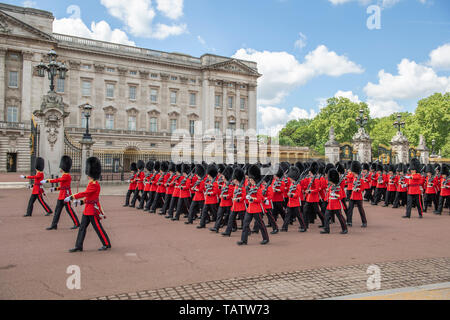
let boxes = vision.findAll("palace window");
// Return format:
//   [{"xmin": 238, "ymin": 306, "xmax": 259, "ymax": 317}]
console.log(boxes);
[
  {"xmin": 170, "ymin": 119, "xmax": 177, "ymax": 133},
  {"xmin": 170, "ymin": 91, "xmax": 177, "ymax": 105},
  {"xmin": 189, "ymin": 93, "xmax": 197, "ymax": 106},
  {"xmin": 228, "ymin": 96, "xmax": 234, "ymax": 109},
  {"xmin": 106, "ymin": 67, "xmax": 115, "ymax": 73},
  {"xmin": 7, "ymin": 106, "xmax": 18, "ymax": 123},
  {"xmin": 215, "ymin": 121, "xmax": 220, "ymax": 131},
  {"xmin": 105, "ymin": 141, "xmax": 113, "ymax": 147},
  {"xmin": 215, "ymin": 95, "xmax": 222, "ymax": 108},
  {"xmin": 240, "ymin": 98, "xmax": 246, "ymax": 110},
  {"xmin": 81, "ymin": 64, "xmax": 91, "ymax": 70},
  {"xmin": 130, "ymin": 70, "xmax": 137, "ymax": 75},
  {"xmin": 150, "ymin": 117, "xmax": 158, "ymax": 133},
  {"xmin": 171, "ymin": 76, "xmax": 178, "ymax": 81},
  {"xmin": 81, "ymin": 81, "xmax": 91, "ymax": 96},
  {"xmin": 129, "ymin": 86, "xmax": 137, "ymax": 100},
  {"xmin": 189, "ymin": 120, "xmax": 195, "ymax": 135},
  {"xmin": 150, "ymin": 89, "xmax": 158, "ymax": 103},
  {"xmin": 105, "ymin": 114, "xmax": 114, "ymax": 130},
  {"xmin": 8, "ymin": 71, "xmax": 18, "ymax": 88},
  {"xmin": 128, "ymin": 116, "xmax": 137, "ymax": 131},
  {"xmin": 190, "ymin": 79, "xmax": 196, "ymax": 84},
  {"xmin": 106, "ymin": 83, "xmax": 115, "ymax": 98},
  {"xmin": 56, "ymin": 78, "xmax": 65, "ymax": 93},
  {"xmin": 151, "ymin": 73, "xmax": 158, "ymax": 78}
]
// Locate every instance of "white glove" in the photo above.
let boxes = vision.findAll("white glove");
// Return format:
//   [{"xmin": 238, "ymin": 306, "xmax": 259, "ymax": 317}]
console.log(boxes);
[
  {"xmin": 41, "ymin": 180, "xmax": 47, "ymax": 184},
  {"xmin": 64, "ymin": 196, "xmax": 71, "ymax": 203},
  {"xmin": 73, "ymin": 199, "xmax": 81, "ymax": 206},
  {"xmin": 50, "ymin": 187, "xmax": 56, "ymax": 192},
  {"xmin": 265, "ymin": 200, "xmax": 269, "ymax": 205},
  {"xmin": 20, "ymin": 175, "xmax": 26, "ymax": 179},
  {"xmin": 127, "ymin": 180, "xmax": 130, "ymax": 183}
]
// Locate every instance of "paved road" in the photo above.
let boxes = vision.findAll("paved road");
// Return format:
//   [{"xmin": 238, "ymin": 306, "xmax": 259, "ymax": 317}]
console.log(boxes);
[{"xmin": 0, "ymin": 186, "xmax": 449, "ymax": 300}]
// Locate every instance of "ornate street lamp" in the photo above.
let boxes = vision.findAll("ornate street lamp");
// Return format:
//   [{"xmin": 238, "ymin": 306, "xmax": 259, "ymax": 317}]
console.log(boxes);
[
  {"xmin": 356, "ymin": 109, "xmax": 368, "ymax": 128},
  {"xmin": 393, "ymin": 113, "xmax": 405, "ymax": 133},
  {"xmin": 36, "ymin": 49, "xmax": 68, "ymax": 92},
  {"xmin": 82, "ymin": 103, "xmax": 93, "ymax": 141}
]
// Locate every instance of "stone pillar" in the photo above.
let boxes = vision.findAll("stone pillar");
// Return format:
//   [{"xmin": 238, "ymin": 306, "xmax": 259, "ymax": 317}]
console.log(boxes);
[
  {"xmin": 391, "ymin": 131, "xmax": 409, "ymax": 164},
  {"xmin": 417, "ymin": 135, "xmax": 429, "ymax": 164},
  {"xmin": 0, "ymin": 48, "xmax": 6, "ymax": 122},
  {"xmin": 248, "ymin": 84, "xmax": 257, "ymax": 131},
  {"xmin": 325, "ymin": 126, "xmax": 340, "ymax": 164},
  {"xmin": 21, "ymin": 51, "xmax": 34, "ymax": 123},
  {"xmin": 79, "ymin": 138, "xmax": 95, "ymax": 186},
  {"xmin": 33, "ymin": 91, "xmax": 69, "ymax": 177},
  {"xmin": 352, "ymin": 127, "xmax": 372, "ymax": 163}
]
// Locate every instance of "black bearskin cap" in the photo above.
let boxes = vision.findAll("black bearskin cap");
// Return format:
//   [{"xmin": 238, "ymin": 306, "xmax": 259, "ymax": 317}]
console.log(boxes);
[
  {"xmin": 376, "ymin": 164, "xmax": 383, "ymax": 172},
  {"xmin": 146, "ymin": 161, "xmax": 154, "ymax": 171},
  {"xmin": 207, "ymin": 164, "xmax": 218, "ymax": 178},
  {"xmin": 182, "ymin": 163, "xmax": 191, "ymax": 174},
  {"xmin": 287, "ymin": 166, "xmax": 300, "ymax": 181},
  {"xmin": 325, "ymin": 163, "xmax": 335, "ymax": 174},
  {"xmin": 218, "ymin": 164, "xmax": 226, "ymax": 174},
  {"xmin": 442, "ymin": 164, "xmax": 449, "ymax": 176},
  {"xmin": 86, "ymin": 157, "xmax": 101, "ymax": 180},
  {"xmin": 169, "ymin": 162, "xmax": 176, "ymax": 172},
  {"xmin": 336, "ymin": 162, "xmax": 345, "ymax": 174},
  {"xmin": 154, "ymin": 161, "xmax": 161, "ymax": 172},
  {"xmin": 161, "ymin": 161, "xmax": 169, "ymax": 172},
  {"xmin": 137, "ymin": 160, "xmax": 145, "ymax": 170},
  {"xmin": 60, "ymin": 156, "xmax": 72, "ymax": 173},
  {"xmin": 328, "ymin": 169, "xmax": 340, "ymax": 185},
  {"xmin": 309, "ymin": 162, "xmax": 318, "ymax": 175},
  {"xmin": 130, "ymin": 162, "xmax": 137, "ymax": 172},
  {"xmin": 370, "ymin": 162, "xmax": 377, "ymax": 171},
  {"xmin": 410, "ymin": 158, "xmax": 421, "ymax": 172},
  {"xmin": 195, "ymin": 164, "xmax": 205, "ymax": 178},
  {"xmin": 176, "ymin": 163, "xmax": 182, "ymax": 173},
  {"xmin": 318, "ymin": 162, "xmax": 325, "ymax": 175},
  {"xmin": 351, "ymin": 161, "xmax": 362, "ymax": 175},
  {"xmin": 434, "ymin": 164, "xmax": 441, "ymax": 172},
  {"xmin": 248, "ymin": 165, "xmax": 262, "ymax": 183},
  {"xmin": 223, "ymin": 166, "xmax": 233, "ymax": 181},
  {"xmin": 232, "ymin": 167, "xmax": 245, "ymax": 183},
  {"xmin": 396, "ymin": 163, "xmax": 404, "ymax": 172},
  {"xmin": 388, "ymin": 164, "xmax": 395, "ymax": 172},
  {"xmin": 35, "ymin": 157, "xmax": 45, "ymax": 171},
  {"xmin": 362, "ymin": 163, "xmax": 370, "ymax": 171},
  {"xmin": 425, "ymin": 164, "xmax": 434, "ymax": 174}
]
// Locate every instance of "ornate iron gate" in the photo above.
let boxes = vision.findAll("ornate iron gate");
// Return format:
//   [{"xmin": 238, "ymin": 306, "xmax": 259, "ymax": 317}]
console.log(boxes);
[
  {"xmin": 377, "ymin": 144, "xmax": 392, "ymax": 164},
  {"xmin": 340, "ymin": 143, "xmax": 354, "ymax": 161},
  {"xmin": 29, "ymin": 116, "xmax": 39, "ymax": 175},
  {"xmin": 409, "ymin": 147, "xmax": 419, "ymax": 162},
  {"xmin": 64, "ymin": 132, "xmax": 82, "ymax": 173}
]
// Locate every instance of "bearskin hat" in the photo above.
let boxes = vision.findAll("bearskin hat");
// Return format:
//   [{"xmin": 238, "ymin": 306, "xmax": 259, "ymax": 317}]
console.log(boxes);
[
  {"xmin": 232, "ymin": 167, "xmax": 245, "ymax": 183},
  {"xmin": 218, "ymin": 164, "xmax": 226, "ymax": 174},
  {"xmin": 362, "ymin": 163, "xmax": 370, "ymax": 171},
  {"xmin": 86, "ymin": 157, "xmax": 101, "ymax": 180},
  {"xmin": 396, "ymin": 163, "xmax": 404, "ymax": 172},
  {"xmin": 182, "ymin": 163, "xmax": 191, "ymax": 174},
  {"xmin": 425, "ymin": 164, "xmax": 434, "ymax": 174},
  {"xmin": 207, "ymin": 164, "xmax": 218, "ymax": 178},
  {"xmin": 153, "ymin": 161, "xmax": 160, "ymax": 172},
  {"xmin": 434, "ymin": 164, "xmax": 441, "ymax": 173},
  {"xmin": 60, "ymin": 156, "xmax": 72, "ymax": 173},
  {"xmin": 137, "ymin": 160, "xmax": 145, "ymax": 170},
  {"xmin": 295, "ymin": 161, "xmax": 304, "ymax": 174},
  {"xmin": 410, "ymin": 158, "xmax": 421, "ymax": 172},
  {"xmin": 287, "ymin": 166, "xmax": 300, "ymax": 181},
  {"xmin": 325, "ymin": 163, "xmax": 335, "ymax": 174},
  {"xmin": 309, "ymin": 162, "xmax": 318, "ymax": 175},
  {"xmin": 264, "ymin": 174, "xmax": 273, "ymax": 184},
  {"xmin": 130, "ymin": 162, "xmax": 137, "ymax": 172},
  {"xmin": 161, "ymin": 161, "xmax": 169, "ymax": 172},
  {"xmin": 336, "ymin": 162, "xmax": 345, "ymax": 175},
  {"xmin": 351, "ymin": 161, "xmax": 362, "ymax": 175},
  {"xmin": 370, "ymin": 162, "xmax": 377, "ymax": 171},
  {"xmin": 442, "ymin": 164, "xmax": 449, "ymax": 176},
  {"xmin": 248, "ymin": 164, "xmax": 262, "ymax": 183},
  {"xmin": 388, "ymin": 164, "xmax": 395, "ymax": 173},
  {"xmin": 176, "ymin": 163, "xmax": 182, "ymax": 173},
  {"xmin": 223, "ymin": 166, "xmax": 233, "ymax": 181},
  {"xmin": 376, "ymin": 164, "xmax": 383, "ymax": 172},
  {"xmin": 169, "ymin": 162, "xmax": 176, "ymax": 172},
  {"xmin": 35, "ymin": 157, "xmax": 45, "ymax": 171},
  {"xmin": 328, "ymin": 169, "xmax": 340, "ymax": 185},
  {"xmin": 318, "ymin": 162, "xmax": 325, "ymax": 175},
  {"xmin": 195, "ymin": 164, "xmax": 205, "ymax": 178},
  {"xmin": 146, "ymin": 161, "xmax": 154, "ymax": 172}
]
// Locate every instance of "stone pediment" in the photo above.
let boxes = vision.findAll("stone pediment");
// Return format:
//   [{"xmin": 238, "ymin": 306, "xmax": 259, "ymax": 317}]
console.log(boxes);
[
  {"xmin": 205, "ymin": 59, "xmax": 261, "ymax": 77},
  {"xmin": 0, "ymin": 10, "xmax": 54, "ymax": 41}
]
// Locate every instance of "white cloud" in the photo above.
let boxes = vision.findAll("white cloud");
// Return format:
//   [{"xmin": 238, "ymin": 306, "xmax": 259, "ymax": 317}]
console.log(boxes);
[
  {"xmin": 233, "ymin": 45, "xmax": 363, "ymax": 106},
  {"xmin": 335, "ymin": 90, "xmax": 361, "ymax": 102},
  {"xmin": 53, "ymin": 18, "xmax": 135, "ymax": 46},
  {"xmin": 428, "ymin": 43, "xmax": 450, "ymax": 70},
  {"xmin": 258, "ymin": 106, "xmax": 317, "ymax": 134},
  {"xmin": 294, "ymin": 32, "xmax": 307, "ymax": 50},
  {"xmin": 364, "ymin": 58, "xmax": 450, "ymax": 100},
  {"xmin": 100, "ymin": 0, "xmax": 187, "ymax": 39},
  {"xmin": 367, "ymin": 99, "xmax": 403, "ymax": 118},
  {"xmin": 156, "ymin": 0, "xmax": 184, "ymax": 20},
  {"xmin": 23, "ymin": 1, "xmax": 37, "ymax": 8}
]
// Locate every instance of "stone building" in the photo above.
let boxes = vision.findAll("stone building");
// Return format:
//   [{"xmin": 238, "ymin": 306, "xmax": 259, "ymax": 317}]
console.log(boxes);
[{"xmin": 0, "ymin": 3, "xmax": 260, "ymax": 172}]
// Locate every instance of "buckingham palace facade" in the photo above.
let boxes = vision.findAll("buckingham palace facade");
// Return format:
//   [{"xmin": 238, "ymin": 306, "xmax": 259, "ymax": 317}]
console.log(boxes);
[{"xmin": 0, "ymin": 3, "xmax": 260, "ymax": 172}]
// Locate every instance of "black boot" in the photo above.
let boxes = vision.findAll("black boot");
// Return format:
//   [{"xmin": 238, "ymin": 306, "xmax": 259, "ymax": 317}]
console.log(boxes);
[
  {"xmin": 46, "ymin": 226, "xmax": 57, "ymax": 230},
  {"xmin": 69, "ymin": 247, "xmax": 83, "ymax": 253}
]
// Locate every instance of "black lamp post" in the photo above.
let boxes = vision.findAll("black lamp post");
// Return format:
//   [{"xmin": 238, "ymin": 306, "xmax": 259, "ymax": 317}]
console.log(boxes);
[
  {"xmin": 356, "ymin": 109, "xmax": 368, "ymax": 128},
  {"xmin": 393, "ymin": 113, "xmax": 405, "ymax": 133},
  {"xmin": 36, "ymin": 49, "xmax": 68, "ymax": 92},
  {"xmin": 82, "ymin": 103, "xmax": 93, "ymax": 141}
]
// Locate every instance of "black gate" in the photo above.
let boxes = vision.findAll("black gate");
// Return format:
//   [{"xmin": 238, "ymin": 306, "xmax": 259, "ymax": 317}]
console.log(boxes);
[
  {"xmin": 64, "ymin": 132, "xmax": 82, "ymax": 173},
  {"xmin": 378, "ymin": 145, "xmax": 392, "ymax": 164},
  {"xmin": 29, "ymin": 116, "xmax": 39, "ymax": 175},
  {"xmin": 409, "ymin": 147, "xmax": 418, "ymax": 161},
  {"xmin": 340, "ymin": 144, "xmax": 354, "ymax": 161}
]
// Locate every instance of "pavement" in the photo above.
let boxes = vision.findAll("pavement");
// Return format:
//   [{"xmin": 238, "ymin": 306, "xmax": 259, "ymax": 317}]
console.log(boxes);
[{"xmin": 1, "ymin": 184, "xmax": 450, "ymax": 300}]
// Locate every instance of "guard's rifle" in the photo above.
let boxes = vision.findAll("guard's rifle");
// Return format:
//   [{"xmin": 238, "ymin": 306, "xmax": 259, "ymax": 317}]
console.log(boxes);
[
  {"xmin": 352, "ymin": 173, "xmax": 362, "ymax": 192},
  {"xmin": 232, "ymin": 179, "xmax": 245, "ymax": 202},
  {"xmin": 288, "ymin": 168, "xmax": 308, "ymax": 197},
  {"xmin": 262, "ymin": 176, "xmax": 274, "ymax": 197},
  {"xmin": 164, "ymin": 172, "xmax": 177, "ymax": 187}
]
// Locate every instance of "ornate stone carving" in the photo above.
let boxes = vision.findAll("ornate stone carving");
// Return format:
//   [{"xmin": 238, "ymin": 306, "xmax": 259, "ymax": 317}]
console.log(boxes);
[
  {"xmin": 117, "ymin": 67, "xmax": 127, "ymax": 76},
  {"xmin": 139, "ymin": 70, "xmax": 149, "ymax": 79},
  {"xmin": 39, "ymin": 91, "xmax": 67, "ymax": 113},
  {"xmin": 68, "ymin": 60, "xmax": 80, "ymax": 70},
  {"xmin": 0, "ymin": 16, "xmax": 11, "ymax": 33},
  {"xmin": 94, "ymin": 64, "xmax": 105, "ymax": 73},
  {"xmin": 180, "ymin": 76, "xmax": 188, "ymax": 84},
  {"xmin": 160, "ymin": 73, "xmax": 170, "ymax": 81}
]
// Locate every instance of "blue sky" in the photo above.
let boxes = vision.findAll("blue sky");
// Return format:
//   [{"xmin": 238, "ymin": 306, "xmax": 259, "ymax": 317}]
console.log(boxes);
[{"xmin": 8, "ymin": 0, "xmax": 450, "ymax": 134}]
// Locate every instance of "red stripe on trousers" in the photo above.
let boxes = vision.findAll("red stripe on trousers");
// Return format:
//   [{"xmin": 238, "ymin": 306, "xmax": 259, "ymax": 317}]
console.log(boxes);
[
  {"xmin": 38, "ymin": 195, "xmax": 50, "ymax": 212},
  {"xmin": 94, "ymin": 216, "xmax": 109, "ymax": 246},
  {"xmin": 66, "ymin": 203, "xmax": 79, "ymax": 226}
]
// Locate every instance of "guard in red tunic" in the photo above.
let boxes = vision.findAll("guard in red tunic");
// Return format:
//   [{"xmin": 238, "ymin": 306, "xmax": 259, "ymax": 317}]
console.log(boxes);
[
  {"xmin": 130, "ymin": 160, "xmax": 145, "ymax": 207},
  {"xmin": 372, "ymin": 164, "xmax": 387, "ymax": 205},
  {"xmin": 321, "ymin": 169, "xmax": 348, "ymax": 234},
  {"xmin": 174, "ymin": 163, "xmax": 192, "ymax": 220},
  {"xmin": 346, "ymin": 161, "xmax": 367, "ymax": 228},
  {"xmin": 144, "ymin": 161, "xmax": 159, "ymax": 211},
  {"xmin": 43, "ymin": 156, "xmax": 80, "ymax": 230},
  {"xmin": 302, "ymin": 162, "xmax": 325, "ymax": 227},
  {"xmin": 139, "ymin": 161, "xmax": 154, "ymax": 211},
  {"xmin": 150, "ymin": 161, "xmax": 170, "ymax": 213},
  {"xmin": 161, "ymin": 162, "xmax": 177, "ymax": 216},
  {"xmin": 237, "ymin": 165, "xmax": 269, "ymax": 246},
  {"xmin": 383, "ymin": 164, "xmax": 398, "ymax": 207},
  {"xmin": 68, "ymin": 157, "xmax": 111, "ymax": 252},
  {"xmin": 271, "ymin": 163, "xmax": 289, "ymax": 223},
  {"xmin": 21, "ymin": 157, "xmax": 53, "ymax": 217},
  {"xmin": 282, "ymin": 166, "xmax": 307, "ymax": 232},
  {"xmin": 123, "ymin": 162, "xmax": 138, "ymax": 207},
  {"xmin": 403, "ymin": 158, "xmax": 424, "ymax": 219},
  {"xmin": 434, "ymin": 164, "xmax": 449, "ymax": 215},
  {"xmin": 222, "ymin": 167, "xmax": 246, "ymax": 236},
  {"xmin": 186, "ymin": 164, "xmax": 206, "ymax": 224},
  {"xmin": 210, "ymin": 166, "xmax": 234, "ymax": 232},
  {"xmin": 423, "ymin": 164, "xmax": 439, "ymax": 213},
  {"xmin": 197, "ymin": 164, "xmax": 219, "ymax": 228}
]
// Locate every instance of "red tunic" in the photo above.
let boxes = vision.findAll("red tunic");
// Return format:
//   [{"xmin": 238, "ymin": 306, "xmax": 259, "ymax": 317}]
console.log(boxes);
[
  {"xmin": 26, "ymin": 171, "xmax": 45, "ymax": 195},
  {"xmin": 49, "ymin": 173, "xmax": 72, "ymax": 200},
  {"xmin": 271, "ymin": 178, "xmax": 285, "ymax": 202},
  {"xmin": 136, "ymin": 171, "xmax": 145, "ymax": 191},
  {"xmin": 376, "ymin": 173, "xmax": 388, "ymax": 189},
  {"xmin": 396, "ymin": 175, "xmax": 408, "ymax": 192},
  {"xmin": 262, "ymin": 185, "xmax": 273, "ymax": 210},
  {"xmin": 425, "ymin": 176, "xmax": 438, "ymax": 194},
  {"xmin": 246, "ymin": 185, "xmax": 263, "ymax": 214},
  {"xmin": 231, "ymin": 185, "xmax": 246, "ymax": 212},
  {"xmin": 219, "ymin": 184, "xmax": 234, "ymax": 207},
  {"xmin": 440, "ymin": 177, "xmax": 450, "ymax": 196},
  {"xmin": 326, "ymin": 186, "xmax": 343, "ymax": 210},
  {"xmin": 178, "ymin": 177, "xmax": 192, "ymax": 199},
  {"xmin": 387, "ymin": 174, "xmax": 398, "ymax": 192},
  {"xmin": 204, "ymin": 181, "xmax": 219, "ymax": 204},
  {"xmin": 73, "ymin": 181, "xmax": 101, "ymax": 216},
  {"xmin": 129, "ymin": 173, "xmax": 137, "ymax": 191},
  {"xmin": 407, "ymin": 174, "xmax": 423, "ymax": 195},
  {"xmin": 192, "ymin": 177, "xmax": 205, "ymax": 201},
  {"xmin": 287, "ymin": 183, "xmax": 302, "ymax": 208},
  {"xmin": 303, "ymin": 177, "xmax": 320, "ymax": 203}
]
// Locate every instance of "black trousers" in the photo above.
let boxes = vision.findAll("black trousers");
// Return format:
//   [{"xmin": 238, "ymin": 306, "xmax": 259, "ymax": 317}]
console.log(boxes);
[
  {"xmin": 282, "ymin": 206, "xmax": 306, "ymax": 231},
  {"xmin": 372, "ymin": 188, "xmax": 385, "ymax": 204},
  {"xmin": 253, "ymin": 208, "xmax": 278, "ymax": 232},
  {"xmin": 144, "ymin": 191, "xmax": 156, "ymax": 211},
  {"xmin": 323, "ymin": 209, "xmax": 347, "ymax": 233},
  {"xmin": 393, "ymin": 191, "xmax": 407, "ymax": 207},
  {"xmin": 223, "ymin": 210, "xmax": 243, "ymax": 235},
  {"xmin": 272, "ymin": 201, "xmax": 285, "ymax": 222},
  {"xmin": 167, "ymin": 196, "xmax": 179, "ymax": 218},
  {"xmin": 384, "ymin": 190, "xmax": 396, "ymax": 206},
  {"xmin": 161, "ymin": 194, "xmax": 172, "ymax": 215},
  {"xmin": 175, "ymin": 197, "xmax": 191, "ymax": 219},
  {"xmin": 214, "ymin": 206, "xmax": 231, "ymax": 230},
  {"xmin": 199, "ymin": 203, "xmax": 218, "ymax": 227},
  {"xmin": 151, "ymin": 192, "xmax": 165, "ymax": 212},
  {"xmin": 364, "ymin": 186, "xmax": 375, "ymax": 201},
  {"xmin": 187, "ymin": 200, "xmax": 203, "ymax": 222},
  {"xmin": 405, "ymin": 194, "xmax": 423, "ymax": 217},
  {"xmin": 346, "ymin": 190, "xmax": 352, "ymax": 201},
  {"xmin": 50, "ymin": 199, "xmax": 80, "ymax": 227},
  {"xmin": 138, "ymin": 191, "xmax": 149, "ymax": 209},
  {"xmin": 241, "ymin": 212, "xmax": 269, "ymax": 243},
  {"xmin": 75, "ymin": 215, "xmax": 111, "ymax": 249},
  {"xmin": 423, "ymin": 193, "xmax": 438, "ymax": 212},
  {"xmin": 304, "ymin": 202, "xmax": 324, "ymax": 226},
  {"xmin": 124, "ymin": 190, "xmax": 133, "ymax": 206},
  {"xmin": 347, "ymin": 200, "xmax": 367, "ymax": 225},
  {"xmin": 436, "ymin": 195, "xmax": 449, "ymax": 213},
  {"xmin": 26, "ymin": 193, "xmax": 52, "ymax": 216},
  {"xmin": 130, "ymin": 188, "xmax": 141, "ymax": 207}
]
